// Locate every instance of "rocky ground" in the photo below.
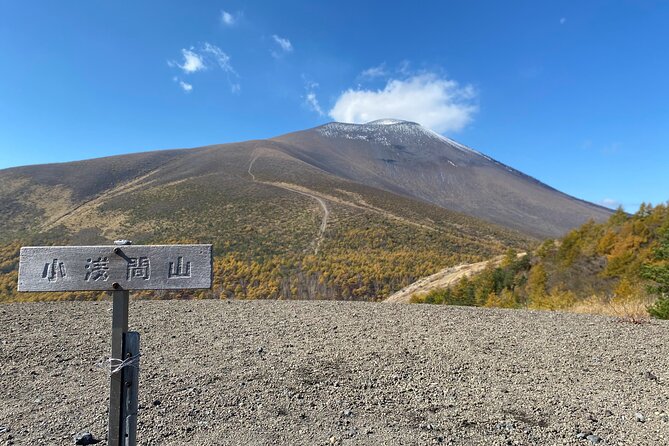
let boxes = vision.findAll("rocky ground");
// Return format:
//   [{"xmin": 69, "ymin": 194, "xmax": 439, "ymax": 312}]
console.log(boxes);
[{"xmin": 0, "ymin": 300, "xmax": 668, "ymax": 445}]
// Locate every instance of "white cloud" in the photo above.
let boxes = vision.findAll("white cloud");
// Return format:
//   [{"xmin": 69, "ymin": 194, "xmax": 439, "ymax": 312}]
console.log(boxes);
[
  {"xmin": 306, "ymin": 92, "xmax": 323, "ymax": 115},
  {"xmin": 221, "ymin": 10, "xmax": 236, "ymax": 26},
  {"xmin": 170, "ymin": 48, "xmax": 205, "ymax": 74},
  {"xmin": 169, "ymin": 43, "xmax": 238, "ymax": 92},
  {"xmin": 329, "ymin": 73, "xmax": 477, "ymax": 133},
  {"xmin": 179, "ymin": 80, "xmax": 193, "ymax": 92},
  {"xmin": 398, "ymin": 60, "xmax": 411, "ymax": 75},
  {"xmin": 271, "ymin": 34, "xmax": 293, "ymax": 57},
  {"xmin": 302, "ymin": 78, "xmax": 323, "ymax": 115},
  {"xmin": 202, "ymin": 42, "xmax": 236, "ymax": 74},
  {"xmin": 360, "ymin": 64, "xmax": 388, "ymax": 79},
  {"xmin": 169, "ymin": 44, "xmax": 236, "ymax": 75},
  {"xmin": 599, "ymin": 198, "xmax": 621, "ymax": 209}
]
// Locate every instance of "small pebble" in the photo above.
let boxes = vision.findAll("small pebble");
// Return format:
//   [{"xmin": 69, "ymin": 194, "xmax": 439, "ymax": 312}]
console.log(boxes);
[
  {"xmin": 497, "ymin": 422, "xmax": 514, "ymax": 431},
  {"xmin": 644, "ymin": 371, "xmax": 658, "ymax": 381},
  {"xmin": 586, "ymin": 434, "xmax": 602, "ymax": 444},
  {"xmin": 73, "ymin": 432, "xmax": 99, "ymax": 445},
  {"xmin": 635, "ymin": 412, "xmax": 646, "ymax": 423}
]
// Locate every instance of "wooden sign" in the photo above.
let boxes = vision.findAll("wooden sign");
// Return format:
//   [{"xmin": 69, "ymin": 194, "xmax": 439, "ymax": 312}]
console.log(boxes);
[
  {"xmin": 18, "ymin": 244, "xmax": 212, "ymax": 292},
  {"xmin": 17, "ymin": 241, "xmax": 213, "ymax": 446}
]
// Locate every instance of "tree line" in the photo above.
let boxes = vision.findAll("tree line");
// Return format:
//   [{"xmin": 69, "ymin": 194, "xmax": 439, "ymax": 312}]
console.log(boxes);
[{"xmin": 412, "ymin": 203, "xmax": 669, "ymax": 319}]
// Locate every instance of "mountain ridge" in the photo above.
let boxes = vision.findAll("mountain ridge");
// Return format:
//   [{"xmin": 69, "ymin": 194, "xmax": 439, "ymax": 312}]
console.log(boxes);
[
  {"xmin": 0, "ymin": 120, "xmax": 611, "ymax": 240},
  {"xmin": 292, "ymin": 120, "xmax": 611, "ymax": 211},
  {"xmin": 271, "ymin": 120, "xmax": 612, "ymax": 237},
  {"xmin": 0, "ymin": 120, "xmax": 611, "ymax": 301}
]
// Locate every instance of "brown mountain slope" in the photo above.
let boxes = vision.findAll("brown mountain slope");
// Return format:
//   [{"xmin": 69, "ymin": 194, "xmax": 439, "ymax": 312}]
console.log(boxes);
[
  {"xmin": 0, "ymin": 120, "xmax": 610, "ymax": 301},
  {"xmin": 272, "ymin": 120, "xmax": 612, "ymax": 237},
  {"xmin": 0, "ymin": 133, "xmax": 534, "ymax": 301}
]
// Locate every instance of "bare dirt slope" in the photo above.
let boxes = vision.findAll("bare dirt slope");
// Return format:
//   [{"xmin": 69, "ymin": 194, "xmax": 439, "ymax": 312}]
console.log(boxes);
[
  {"xmin": 1, "ymin": 300, "xmax": 668, "ymax": 446},
  {"xmin": 385, "ymin": 253, "xmax": 528, "ymax": 304},
  {"xmin": 384, "ymin": 257, "xmax": 505, "ymax": 303}
]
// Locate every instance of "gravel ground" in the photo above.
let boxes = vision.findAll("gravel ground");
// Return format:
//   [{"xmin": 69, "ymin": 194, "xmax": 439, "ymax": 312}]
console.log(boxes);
[{"xmin": 1, "ymin": 300, "xmax": 668, "ymax": 445}]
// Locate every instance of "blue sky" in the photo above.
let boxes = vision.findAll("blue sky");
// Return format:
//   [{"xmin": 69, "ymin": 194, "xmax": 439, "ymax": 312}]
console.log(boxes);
[{"xmin": 1, "ymin": 1, "xmax": 668, "ymax": 211}]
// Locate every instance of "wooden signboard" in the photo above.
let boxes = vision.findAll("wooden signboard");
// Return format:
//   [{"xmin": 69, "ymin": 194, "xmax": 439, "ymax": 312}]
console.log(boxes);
[
  {"xmin": 18, "ymin": 242, "xmax": 213, "ymax": 446},
  {"xmin": 18, "ymin": 244, "xmax": 212, "ymax": 291}
]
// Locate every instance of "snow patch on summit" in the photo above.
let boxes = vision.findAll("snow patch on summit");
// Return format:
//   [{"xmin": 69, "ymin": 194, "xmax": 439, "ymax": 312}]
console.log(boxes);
[
  {"xmin": 317, "ymin": 120, "xmax": 447, "ymax": 147},
  {"xmin": 428, "ymin": 131, "xmax": 491, "ymax": 160},
  {"xmin": 366, "ymin": 119, "xmax": 416, "ymax": 126},
  {"xmin": 316, "ymin": 120, "xmax": 490, "ymax": 161}
]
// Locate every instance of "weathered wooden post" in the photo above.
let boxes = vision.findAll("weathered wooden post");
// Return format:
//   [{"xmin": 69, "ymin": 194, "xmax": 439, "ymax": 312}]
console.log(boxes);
[{"xmin": 17, "ymin": 242, "xmax": 213, "ymax": 446}]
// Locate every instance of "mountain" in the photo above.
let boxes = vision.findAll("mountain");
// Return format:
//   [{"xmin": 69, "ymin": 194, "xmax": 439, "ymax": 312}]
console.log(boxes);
[
  {"xmin": 0, "ymin": 120, "xmax": 610, "ymax": 301},
  {"xmin": 273, "ymin": 119, "xmax": 612, "ymax": 238}
]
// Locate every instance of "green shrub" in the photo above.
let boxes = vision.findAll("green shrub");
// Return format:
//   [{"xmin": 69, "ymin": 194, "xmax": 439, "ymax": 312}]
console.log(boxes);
[{"xmin": 648, "ymin": 296, "xmax": 669, "ymax": 319}]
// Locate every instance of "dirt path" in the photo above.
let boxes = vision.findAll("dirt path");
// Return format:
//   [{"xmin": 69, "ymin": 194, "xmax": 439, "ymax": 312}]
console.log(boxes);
[
  {"xmin": 248, "ymin": 151, "xmax": 329, "ymax": 254},
  {"xmin": 385, "ymin": 253, "xmax": 526, "ymax": 303},
  {"xmin": 41, "ymin": 168, "xmax": 166, "ymax": 231}
]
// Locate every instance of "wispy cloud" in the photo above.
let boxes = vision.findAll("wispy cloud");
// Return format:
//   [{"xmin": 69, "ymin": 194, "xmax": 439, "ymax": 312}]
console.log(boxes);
[
  {"xmin": 306, "ymin": 92, "xmax": 323, "ymax": 115},
  {"xmin": 202, "ymin": 42, "xmax": 236, "ymax": 74},
  {"xmin": 271, "ymin": 34, "xmax": 293, "ymax": 58},
  {"xmin": 179, "ymin": 80, "xmax": 193, "ymax": 92},
  {"xmin": 329, "ymin": 72, "xmax": 477, "ymax": 133},
  {"xmin": 398, "ymin": 60, "xmax": 411, "ymax": 75},
  {"xmin": 168, "ymin": 43, "xmax": 238, "ymax": 92},
  {"xmin": 360, "ymin": 64, "xmax": 388, "ymax": 80},
  {"xmin": 172, "ymin": 77, "xmax": 194, "ymax": 93},
  {"xmin": 169, "ymin": 48, "xmax": 206, "ymax": 74},
  {"xmin": 221, "ymin": 10, "xmax": 237, "ymax": 26},
  {"xmin": 560, "ymin": 17, "xmax": 566, "ymax": 25},
  {"xmin": 303, "ymin": 80, "xmax": 323, "ymax": 115}
]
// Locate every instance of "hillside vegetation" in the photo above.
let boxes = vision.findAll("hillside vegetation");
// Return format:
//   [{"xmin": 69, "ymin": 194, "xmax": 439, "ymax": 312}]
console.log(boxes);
[
  {"xmin": 1, "ymin": 120, "xmax": 615, "ymax": 303},
  {"xmin": 411, "ymin": 203, "xmax": 669, "ymax": 319},
  {"xmin": 0, "ymin": 224, "xmax": 524, "ymax": 303},
  {"xmin": 0, "ymin": 145, "xmax": 530, "ymax": 302}
]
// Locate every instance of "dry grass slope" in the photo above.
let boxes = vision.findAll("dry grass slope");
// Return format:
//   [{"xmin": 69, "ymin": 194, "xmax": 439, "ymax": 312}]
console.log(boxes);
[{"xmin": 0, "ymin": 140, "xmax": 533, "ymax": 302}]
